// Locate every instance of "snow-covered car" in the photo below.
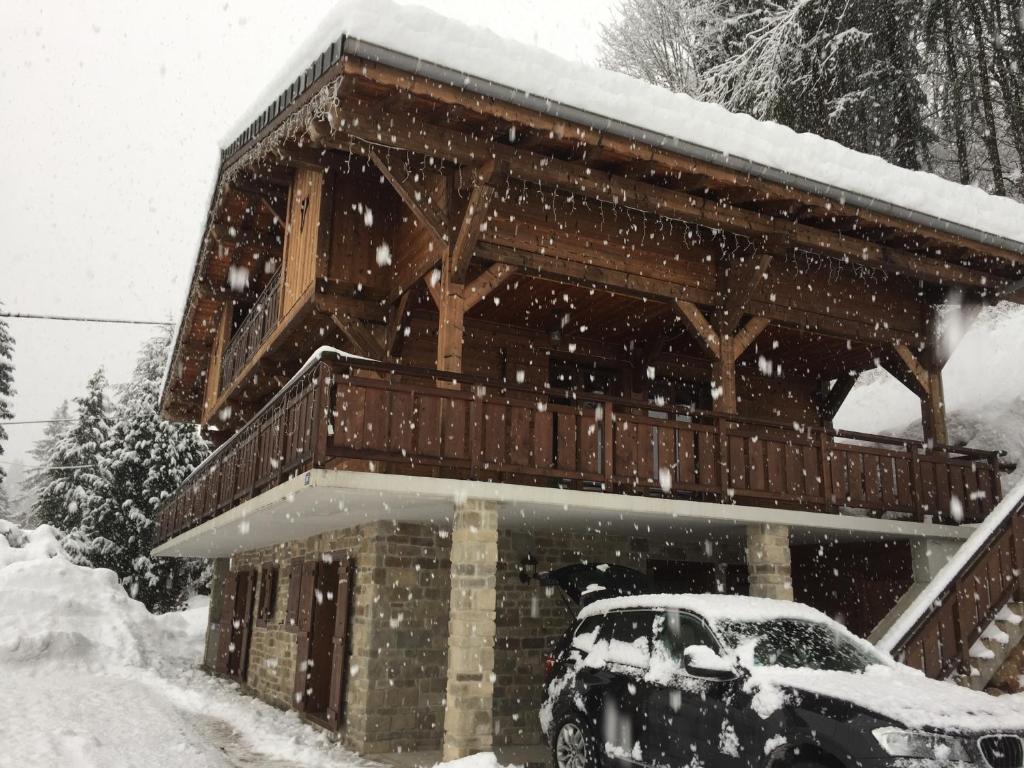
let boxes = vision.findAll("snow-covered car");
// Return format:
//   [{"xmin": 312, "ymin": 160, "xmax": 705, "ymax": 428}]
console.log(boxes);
[{"xmin": 540, "ymin": 575, "xmax": 1024, "ymax": 768}]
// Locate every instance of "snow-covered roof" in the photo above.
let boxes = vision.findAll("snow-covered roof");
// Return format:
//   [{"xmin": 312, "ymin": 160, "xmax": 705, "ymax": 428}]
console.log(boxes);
[{"xmin": 223, "ymin": 0, "xmax": 1024, "ymax": 253}]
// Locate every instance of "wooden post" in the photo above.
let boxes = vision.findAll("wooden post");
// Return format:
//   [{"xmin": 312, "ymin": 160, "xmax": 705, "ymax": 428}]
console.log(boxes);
[
  {"xmin": 819, "ymin": 430, "xmax": 833, "ymax": 514},
  {"xmin": 908, "ymin": 444, "xmax": 924, "ymax": 521},
  {"xmin": 714, "ymin": 336, "xmax": 738, "ymax": 414},
  {"xmin": 436, "ymin": 278, "xmax": 466, "ymax": 375},
  {"xmin": 603, "ymin": 401, "xmax": 615, "ymax": 489},
  {"xmin": 921, "ymin": 366, "xmax": 948, "ymax": 447}
]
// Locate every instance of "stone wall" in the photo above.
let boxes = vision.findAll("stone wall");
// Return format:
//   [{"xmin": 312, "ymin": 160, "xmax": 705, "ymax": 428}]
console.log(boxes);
[{"xmin": 218, "ymin": 520, "xmax": 451, "ymax": 755}]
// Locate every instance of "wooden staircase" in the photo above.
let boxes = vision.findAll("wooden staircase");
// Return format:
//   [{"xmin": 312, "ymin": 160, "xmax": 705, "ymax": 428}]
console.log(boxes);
[
  {"xmin": 878, "ymin": 486, "xmax": 1024, "ymax": 688},
  {"xmin": 966, "ymin": 602, "xmax": 1024, "ymax": 691}
]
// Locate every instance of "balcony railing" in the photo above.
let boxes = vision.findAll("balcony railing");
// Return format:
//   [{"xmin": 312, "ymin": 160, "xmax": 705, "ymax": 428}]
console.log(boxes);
[
  {"xmin": 219, "ymin": 269, "xmax": 283, "ymax": 392},
  {"xmin": 157, "ymin": 353, "xmax": 1004, "ymax": 546}
]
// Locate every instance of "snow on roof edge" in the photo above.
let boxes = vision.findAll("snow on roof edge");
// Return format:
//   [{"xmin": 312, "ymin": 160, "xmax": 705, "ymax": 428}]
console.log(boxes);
[{"xmin": 218, "ymin": 0, "xmax": 1024, "ymax": 250}]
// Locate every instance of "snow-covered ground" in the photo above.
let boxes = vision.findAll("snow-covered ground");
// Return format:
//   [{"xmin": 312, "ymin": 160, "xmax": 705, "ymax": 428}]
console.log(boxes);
[
  {"xmin": 838, "ymin": 302, "xmax": 1024, "ymax": 487},
  {"xmin": 0, "ymin": 520, "xmax": 382, "ymax": 768}
]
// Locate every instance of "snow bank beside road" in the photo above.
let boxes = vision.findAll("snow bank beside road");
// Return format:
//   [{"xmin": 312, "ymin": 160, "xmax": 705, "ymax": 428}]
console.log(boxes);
[{"xmin": 0, "ymin": 519, "xmax": 375, "ymax": 768}]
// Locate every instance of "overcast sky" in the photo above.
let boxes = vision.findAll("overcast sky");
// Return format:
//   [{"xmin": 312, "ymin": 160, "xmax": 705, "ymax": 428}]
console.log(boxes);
[{"xmin": 0, "ymin": 0, "xmax": 616, "ymax": 471}]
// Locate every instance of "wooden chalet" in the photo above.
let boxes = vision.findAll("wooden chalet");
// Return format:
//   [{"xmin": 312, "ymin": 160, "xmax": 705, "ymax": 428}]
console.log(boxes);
[{"xmin": 155, "ymin": 3, "xmax": 1024, "ymax": 759}]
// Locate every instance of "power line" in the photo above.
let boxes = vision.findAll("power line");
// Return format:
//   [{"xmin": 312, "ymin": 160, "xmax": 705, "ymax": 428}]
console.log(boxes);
[
  {"xmin": 0, "ymin": 459, "xmax": 98, "ymax": 470},
  {"xmin": 0, "ymin": 311, "xmax": 173, "ymax": 327},
  {"xmin": 1, "ymin": 419, "xmax": 76, "ymax": 426}
]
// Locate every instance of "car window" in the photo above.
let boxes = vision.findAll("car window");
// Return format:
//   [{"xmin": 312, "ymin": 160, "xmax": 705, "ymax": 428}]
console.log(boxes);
[
  {"xmin": 717, "ymin": 618, "xmax": 884, "ymax": 672},
  {"xmin": 653, "ymin": 609, "xmax": 719, "ymax": 666},
  {"xmin": 572, "ymin": 610, "xmax": 655, "ymax": 669},
  {"xmin": 571, "ymin": 615, "xmax": 604, "ymax": 653}
]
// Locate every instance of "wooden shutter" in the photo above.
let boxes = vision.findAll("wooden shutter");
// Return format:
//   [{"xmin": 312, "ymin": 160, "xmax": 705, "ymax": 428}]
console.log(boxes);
[
  {"xmin": 258, "ymin": 564, "xmax": 278, "ymax": 624},
  {"xmin": 237, "ymin": 570, "xmax": 258, "ymax": 682},
  {"xmin": 326, "ymin": 555, "xmax": 354, "ymax": 727},
  {"xmin": 291, "ymin": 560, "xmax": 318, "ymax": 711},
  {"xmin": 285, "ymin": 558, "xmax": 303, "ymax": 630},
  {"xmin": 215, "ymin": 571, "xmax": 238, "ymax": 675}
]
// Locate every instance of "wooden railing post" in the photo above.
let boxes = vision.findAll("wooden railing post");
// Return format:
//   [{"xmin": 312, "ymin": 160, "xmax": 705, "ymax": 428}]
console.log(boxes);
[
  {"xmin": 602, "ymin": 401, "xmax": 615, "ymax": 489},
  {"xmin": 716, "ymin": 416, "xmax": 729, "ymax": 500},
  {"xmin": 908, "ymin": 444, "xmax": 924, "ymax": 522},
  {"xmin": 819, "ymin": 430, "xmax": 833, "ymax": 514},
  {"xmin": 311, "ymin": 364, "xmax": 332, "ymax": 470},
  {"xmin": 468, "ymin": 387, "xmax": 482, "ymax": 480}
]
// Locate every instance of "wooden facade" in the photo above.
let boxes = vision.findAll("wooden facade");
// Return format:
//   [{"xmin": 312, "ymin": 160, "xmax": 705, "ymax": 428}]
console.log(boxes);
[{"xmin": 157, "ymin": 36, "xmax": 1024, "ymax": 690}]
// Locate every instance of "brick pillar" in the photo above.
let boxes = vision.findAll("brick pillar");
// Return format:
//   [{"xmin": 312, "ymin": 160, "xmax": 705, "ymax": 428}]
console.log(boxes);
[
  {"xmin": 442, "ymin": 499, "xmax": 499, "ymax": 760},
  {"xmin": 746, "ymin": 524, "xmax": 793, "ymax": 600}
]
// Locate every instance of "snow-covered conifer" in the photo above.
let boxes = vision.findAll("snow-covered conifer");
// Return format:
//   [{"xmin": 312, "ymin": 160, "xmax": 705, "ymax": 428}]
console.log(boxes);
[
  {"xmin": 0, "ymin": 305, "xmax": 15, "ymax": 513},
  {"xmin": 91, "ymin": 332, "xmax": 209, "ymax": 612},
  {"xmin": 32, "ymin": 369, "xmax": 111, "ymax": 561}
]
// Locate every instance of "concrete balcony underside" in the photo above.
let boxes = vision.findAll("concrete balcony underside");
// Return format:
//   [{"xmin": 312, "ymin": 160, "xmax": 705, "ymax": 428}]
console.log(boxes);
[{"xmin": 153, "ymin": 468, "xmax": 972, "ymax": 559}]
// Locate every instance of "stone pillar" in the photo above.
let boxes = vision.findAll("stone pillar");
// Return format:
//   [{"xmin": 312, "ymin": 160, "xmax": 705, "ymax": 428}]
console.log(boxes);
[
  {"xmin": 203, "ymin": 558, "xmax": 230, "ymax": 670},
  {"xmin": 442, "ymin": 499, "xmax": 499, "ymax": 760},
  {"xmin": 746, "ymin": 524, "xmax": 793, "ymax": 600}
]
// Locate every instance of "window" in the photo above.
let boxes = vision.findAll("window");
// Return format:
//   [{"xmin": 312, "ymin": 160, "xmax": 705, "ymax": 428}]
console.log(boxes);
[
  {"xmin": 256, "ymin": 564, "xmax": 279, "ymax": 624},
  {"xmin": 655, "ymin": 609, "xmax": 718, "ymax": 663}
]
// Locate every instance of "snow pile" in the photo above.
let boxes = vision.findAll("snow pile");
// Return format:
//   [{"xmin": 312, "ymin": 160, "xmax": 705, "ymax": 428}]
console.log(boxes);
[
  {"xmin": 0, "ymin": 518, "xmax": 376, "ymax": 768},
  {"xmin": 0, "ymin": 518, "xmax": 64, "ymax": 566},
  {"xmin": 0, "ymin": 520, "xmax": 197, "ymax": 670},
  {"xmin": 840, "ymin": 304, "xmax": 1024, "ymax": 488},
  {"xmin": 223, "ymin": 0, "xmax": 1024, "ymax": 248}
]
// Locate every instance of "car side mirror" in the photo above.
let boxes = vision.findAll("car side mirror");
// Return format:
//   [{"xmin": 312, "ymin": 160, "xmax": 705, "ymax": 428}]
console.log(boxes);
[{"xmin": 683, "ymin": 644, "xmax": 735, "ymax": 680}]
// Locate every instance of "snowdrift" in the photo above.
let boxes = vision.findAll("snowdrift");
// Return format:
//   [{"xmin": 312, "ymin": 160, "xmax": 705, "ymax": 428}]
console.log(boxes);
[
  {"xmin": 0, "ymin": 520, "xmax": 199, "ymax": 671},
  {"xmin": 840, "ymin": 304, "xmax": 1024, "ymax": 488}
]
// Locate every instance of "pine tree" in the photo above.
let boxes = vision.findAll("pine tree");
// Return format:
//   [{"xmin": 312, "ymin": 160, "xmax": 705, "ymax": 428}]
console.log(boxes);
[
  {"xmin": 0, "ymin": 306, "xmax": 14, "ymax": 513},
  {"xmin": 33, "ymin": 370, "xmax": 111, "ymax": 561},
  {"xmin": 91, "ymin": 333, "xmax": 209, "ymax": 612}
]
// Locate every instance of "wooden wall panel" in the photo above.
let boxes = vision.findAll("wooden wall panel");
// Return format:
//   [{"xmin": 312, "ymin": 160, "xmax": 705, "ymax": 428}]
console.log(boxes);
[
  {"xmin": 327, "ymin": 164, "xmax": 400, "ymax": 292},
  {"xmin": 281, "ymin": 168, "xmax": 325, "ymax": 315},
  {"xmin": 202, "ymin": 306, "xmax": 231, "ymax": 422}
]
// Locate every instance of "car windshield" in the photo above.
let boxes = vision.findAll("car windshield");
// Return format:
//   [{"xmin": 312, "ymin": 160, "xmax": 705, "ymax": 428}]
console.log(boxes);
[{"xmin": 717, "ymin": 618, "xmax": 886, "ymax": 672}]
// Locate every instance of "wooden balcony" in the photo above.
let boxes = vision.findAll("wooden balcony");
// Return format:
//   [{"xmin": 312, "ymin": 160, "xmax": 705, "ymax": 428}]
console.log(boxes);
[
  {"xmin": 156, "ymin": 354, "xmax": 1004, "ymax": 547},
  {"xmin": 219, "ymin": 268, "xmax": 283, "ymax": 393}
]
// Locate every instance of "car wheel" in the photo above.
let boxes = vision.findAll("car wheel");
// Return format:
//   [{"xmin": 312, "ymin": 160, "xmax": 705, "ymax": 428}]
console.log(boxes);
[{"xmin": 553, "ymin": 716, "xmax": 596, "ymax": 768}]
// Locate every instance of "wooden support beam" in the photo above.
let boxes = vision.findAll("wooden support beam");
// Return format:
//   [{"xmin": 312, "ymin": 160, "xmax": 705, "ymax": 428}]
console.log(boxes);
[
  {"xmin": 731, "ymin": 316, "xmax": 770, "ymax": 361},
  {"xmin": 322, "ymin": 105, "xmax": 1005, "ymax": 292},
  {"xmin": 816, "ymin": 372, "xmax": 859, "ymax": 424},
  {"xmin": 330, "ymin": 316, "xmax": 385, "ymax": 360},
  {"xmin": 435, "ymin": 280, "xmax": 466, "ymax": 374},
  {"xmin": 718, "ymin": 250, "xmax": 774, "ymax": 335},
  {"xmin": 463, "ymin": 264, "xmax": 516, "ymax": 312},
  {"xmin": 385, "ymin": 290, "xmax": 412, "ymax": 361},
  {"xmin": 881, "ymin": 344, "xmax": 930, "ymax": 398},
  {"xmin": 450, "ymin": 174, "xmax": 499, "ymax": 282},
  {"xmin": 674, "ymin": 300, "xmax": 721, "ymax": 359},
  {"xmin": 423, "ymin": 272, "xmax": 442, "ymax": 307},
  {"xmin": 921, "ymin": 369, "xmax": 948, "ymax": 447},
  {"xmin": 366, "ymin": 148, "xmax": 449, "ymax": 246}
]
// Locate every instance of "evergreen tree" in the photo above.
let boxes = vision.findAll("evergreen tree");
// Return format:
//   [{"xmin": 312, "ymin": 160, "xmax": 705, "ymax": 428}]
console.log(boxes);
[
  {"xmin": 0, "ymin": 306, "xmax": 14, "ymax": 513},
  {"xmin": 33, "ymin": 369, "xmax": 111, "ymax": 561},
  {"xmin": 92, "ymin": 333, "xmax": 209, "ymax": 612}
]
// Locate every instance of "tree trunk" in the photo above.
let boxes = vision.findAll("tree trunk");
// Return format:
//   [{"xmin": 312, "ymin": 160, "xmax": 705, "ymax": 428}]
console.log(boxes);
[{"xmin": 967, "ymin": 0, "xmax": 1008, "ymax": 195}]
